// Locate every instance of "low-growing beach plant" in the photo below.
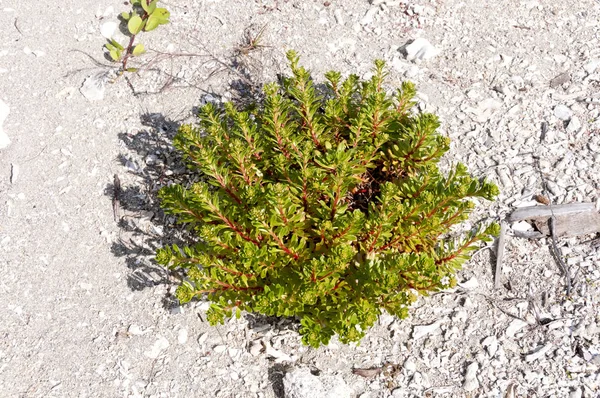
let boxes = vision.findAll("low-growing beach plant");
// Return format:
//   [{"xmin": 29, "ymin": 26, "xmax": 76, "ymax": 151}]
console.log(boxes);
[
  {"xmin": 105, "ymin": 0, "xmax": 170, "ymax": 74},
  {"xmin": 157, "ymin": 51, "xmax": 499, "ymax": 347}
]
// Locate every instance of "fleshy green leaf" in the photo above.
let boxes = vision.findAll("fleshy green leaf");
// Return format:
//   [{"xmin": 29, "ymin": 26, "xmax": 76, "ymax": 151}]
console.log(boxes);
[
  {"xmin": 120, "ymin": 11, "xmax": 131, "ymax": 21},
  {"xmin": 110, "ymin": 39, "xmax": 124, "ymax": 51},
  {"xmin": 132, "ymin": 43, "xmax": 145, "ymax": 56},
  {"xmin": 109, "ymin": 49, "xmax": 121, "ymax": 61},
  {"xmin": 145, "ymin": 7, "xmax": 169, "ymax": 31},
  {"xmin": 127, "ymin": 15, "xmax": 143, "ymax": 35},
  {"xmin": 146, "ymin": 0, "xmax": 158, "ymax": 14}
]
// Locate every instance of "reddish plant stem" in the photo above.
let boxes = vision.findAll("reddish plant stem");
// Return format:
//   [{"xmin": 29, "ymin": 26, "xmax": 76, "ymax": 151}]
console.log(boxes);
[{"xmin": 121, "ymin": 1, "xmax": 151, "ymax": 71}]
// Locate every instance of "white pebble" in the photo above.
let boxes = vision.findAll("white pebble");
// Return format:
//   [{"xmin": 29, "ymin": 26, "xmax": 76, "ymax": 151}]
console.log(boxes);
[
  {"xmin": 584, "ymin": 59, "xmax": 600, "ymax": 74},
  {"xmin": 128, "ymin": 324, "xmax": 144, "ymax": 335},
  {"xmin": 144, "ymin": 336, "xmax": 169, "ymax": 359},
  {"xmin": 554, "ymin": 104, "xmax": 572, "ymax": 121},
  {"xmin": 80, "ymin": 73, "xmax": 107, "ymax": 101},
  {"xmin": 525, "ymin": 343, "xmax": 553, "ymax": 362},
  {"xmin": 197, "ymin": 332, "xmax": 208, "ymax": 345},
  {"xmin": 482, "ymin": 335, "xmax": 498, "ymax": 357},
  {"xmin": 100, "ymin": 21, "xmax": 118, "ymax": 39},
  {"xmin": 412, "ymin": 320, "xmax": 443, "ymax": 340},
  {"xmin": 249, "ymin": 340, "xmax": 263, "ymax": 356},
  {"xmin": 566, "ymin": 116, "xmax": 581, "ymax": 134},
  {"xmin": 463, "ymin": 362, "xmax": 479, "ymax": 392},
  {"xmin": 178, "ymin": 329, "xmax": 188, "ymax": 344},
  {"xmin": 404, "ymin": 357, "xmax": 417, "ymax": 373},
  {"xmin": 405, "ymin": 38, "xmax": 440, "ymax": 61},
  {"xmin": 458, "ymin": 277, "xmax": 479, "ymax": 290},
  {"xmin": 505, "ymin": 319, "xmax": 529, "ymax": 338}
]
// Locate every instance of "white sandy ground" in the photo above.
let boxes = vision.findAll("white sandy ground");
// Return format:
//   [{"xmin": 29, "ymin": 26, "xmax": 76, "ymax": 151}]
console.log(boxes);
[{"xmin": 1, "ymin": 0, "xmax": 600, "ymax": 397}]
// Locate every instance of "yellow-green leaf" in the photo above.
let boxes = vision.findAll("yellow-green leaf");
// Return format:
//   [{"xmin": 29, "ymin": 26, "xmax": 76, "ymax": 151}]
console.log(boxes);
[
  {"xmin": 144, "ymin": 15, "xmax": 160, "ymax": 31},
  {"xmin": 132, "ymin": 43, "xmax": 145, "ymax": 56},
  {"xmin": 110, "ymin": 39, "xmax": 124, "ymax": 50},
  {"xmin": 154, "ymin": 7, "xmax": 170, "ymax": 21},
  {"xmin": 127, "ymin": 15, "xmax": 143, "ymax": 35},
  {"xmin": 120, "ymin": 11, "xmax": 130, "ymax": 21},
  {"xmin": 146, "ymin": 0, "xmax": 158, "ymax": 14},
  {"xmin": 109, "ymin": 49, "xmax": 120, "ymax": 62},
  {"xmin": 144, "ymin": 8, "xmax": 169, "ymax": 31}
]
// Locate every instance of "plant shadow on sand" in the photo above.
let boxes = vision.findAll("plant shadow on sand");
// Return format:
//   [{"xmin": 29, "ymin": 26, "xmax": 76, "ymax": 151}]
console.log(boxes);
[
  {"xmin": 107, "ymin": 111, "xmax": 188, "ymax": 300},
  {"xmin": 107, "ymin": 81, "xmax": 258, "ymax": 298}
]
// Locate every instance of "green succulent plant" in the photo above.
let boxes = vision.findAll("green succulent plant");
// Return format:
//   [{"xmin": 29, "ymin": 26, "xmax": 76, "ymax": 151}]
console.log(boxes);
[{"xmin": 157, "ymin": 51, "xmax": 499, "ymax": 347}]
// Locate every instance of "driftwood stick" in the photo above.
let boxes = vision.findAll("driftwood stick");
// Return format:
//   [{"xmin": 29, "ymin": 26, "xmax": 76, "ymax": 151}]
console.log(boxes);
[
  {"xmin": 494, "ymin": 221, "xmax": 507, "ymax": 290},
  {"xmin": 508, "ymin": 203, "xmax": 595, "ymax": 222}
]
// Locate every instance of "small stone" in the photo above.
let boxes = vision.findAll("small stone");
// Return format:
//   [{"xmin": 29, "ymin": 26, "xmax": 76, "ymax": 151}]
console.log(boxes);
[
  {"xmin": 405, "ymin": 38, "xmax": 440, "ymax": 61},
  {"xmin": 549, "ymin": 72, "xmax": 570, "ymax": 88},
  {"xmin": 197, "ymin": 332, "xmax": 208, "ymax": 345},
  {"xmin": 145, "ymin": 336, "xmax": 169, "ymax": 359},
  {"xmin": 584, "ymin": 59, "xmax": 600, "ymax": 74},
  {"xmin": 265, "ymin": 340, "xmax": 291, "ymax": 362},
  {"xmin": 412, "ymin": 320, "xmax": 443, "ymax": 340},
  {"xmin": 403, "ymin": 357, "xmax": 417, "ymax": 373},
  {"xmin": 391, "ymin": 388, "xmax": 407, "ymax": 398},
  {"xmin": 228, "ymin": 348, "xmax": 241, "ymax": 359},
  {"xmin": 569, "ymin": 388, "xmax": 583, "ymax": 398},
  {"xmin": 214, "ymin": 345, "xmax": 227, "ymax": 353},
  {"xmin": 284, "ymin": 367, "xmax": 353, "ymax": 398},
  {"xmin": 554, "ymin": 104, "xmax": 572, "ymax": 121},
  {"xmin": 100, "ymin": 21, "xmax": 118, "ymax": 39},
  {"xmin": 505, "ymin": 319, "xmax": 529, "ymax": 338},
  {"xmin": 125, "ymin": 159, "xmax": 140, "ymax": 173},
  {"xmin": 525, "ymin": 343, "xmax": 553, "ymax": 362},
  {"xmin": 482, "ymin": 335, "xmax": 498, "ymax": 357},
  {"xmin": 128, "ymin": 324, "xmax": 144, "ymax": 335},
  {"xmin": 409, "ymin": 371, "xmax": 423, "ymax": 388},
  {"xmin": 178, "ymin": 329, "xmax": 188, "ymax": 344},
  {"xmin": 512, "ymin": 220, "xmax": 534, "ymax": 233},
  {"xmin": 334, "ymin": 9, "xmax": 344, "ymax": 25},
  {"xmin": 566, "ymin": 116, "xmax": 581, "ymax": 134},
  {"xmin": 80, "ymin": 73, "xmax": 107, "ymax": 101},
  {"xmin": 458, "ymin": 277, "xmax": 479, "ymax": 290},
  {"xmin": 361, "ymin": 7, "xmax": 378, "ymax": 25},
  {"xmin": 463, "ymin": 362, "xmax": 479, "ymax": 392},
  {"xmin": 145, "ymin": 154, "xmax": 158, "ymax": 165}
]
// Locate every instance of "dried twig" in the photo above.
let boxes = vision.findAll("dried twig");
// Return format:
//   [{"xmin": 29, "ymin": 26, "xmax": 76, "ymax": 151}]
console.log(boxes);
[
  {"xmin": 113, "ymin": 174, "xmax": 121, "ymax": 222},
  {"xmin": 494, "ymin": 221, "xmax": 507, "ymax": 290},
  {"xmin": 548, "ymin": 216, "xmax": 571, "ymax": 296}
]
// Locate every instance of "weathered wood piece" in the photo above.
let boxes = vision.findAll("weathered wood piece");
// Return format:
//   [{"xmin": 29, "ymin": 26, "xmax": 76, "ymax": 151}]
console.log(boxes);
[
  {"xmin": 508, "ymin": 203, "xmax": 595, "ymax": 222},
  {"xmin": 508, "ymin": 203, "xmax": 600, "ymax": 238},
  {"xmin": 533, "ymin": 211, "xmax": 600, "ymax": 237}
]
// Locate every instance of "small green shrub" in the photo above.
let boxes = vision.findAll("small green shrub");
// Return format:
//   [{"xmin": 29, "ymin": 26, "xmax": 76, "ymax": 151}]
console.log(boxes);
[
  {"xmin": 105, "ymin": 0, "xmax": 170, "ymax": 74},
  {"xmin": 157, "ymin": 51, "xmax": 499, "ymax": 347}
]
